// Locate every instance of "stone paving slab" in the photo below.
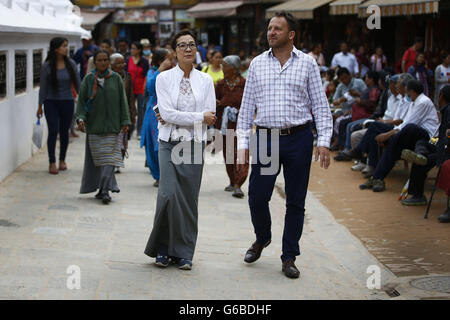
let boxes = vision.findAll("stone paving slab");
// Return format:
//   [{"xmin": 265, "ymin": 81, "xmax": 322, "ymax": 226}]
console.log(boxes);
[{"xmin": 0, "ymin": 133, "xmax": 395, "ymax": 300}]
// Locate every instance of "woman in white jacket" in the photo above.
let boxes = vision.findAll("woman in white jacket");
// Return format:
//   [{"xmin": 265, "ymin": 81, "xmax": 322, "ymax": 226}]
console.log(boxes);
[{"xmin": 144, "ymin": 30, "xmax": 217, "ymax": 270}]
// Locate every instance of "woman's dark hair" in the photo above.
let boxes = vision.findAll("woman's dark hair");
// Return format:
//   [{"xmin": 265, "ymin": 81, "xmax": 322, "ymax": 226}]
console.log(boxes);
[
  {"xmin": 131, "ymin": 41, "xmax": 143, "ymax": 56},
  {"xmin": 414, "ymin": 37, "xmax": 424, "ymax": 45},
  {"xmin": 407, "ymin": 79, "xmax": 424, "ymax": 95},
  {"xmin": 272, "ymin": 11, "xmax": 298, "ymax": 33},
  {"xmin": 210, "ymin": 50, "xmax": 222, "ymax": 59},
  {"xmin": 326, "ymin": 69, "xmax": 335, "ymax": 79},
  {"xmin": 440, "ymin": 85, "xmax": 450, "ymax": 103},
  {"xmin": 311, "ymin": 42, "xmax": 321, "ymax": 51},
  {"xmin": 101, "ymin": 39, "xmax": 112, "ymax": 47},
  {"xmin": 171, "ymin": 29, "xmax": 197, "ymax": 51},
  {"xmin": 151, "ymin": 48, "xmax": 169, "ymax": 68},
  {"xmin": 365, "ymin": 70, "xmax": 379, "ymax": 85},
  {"xmin": 414, "ymin": 52, "xmax": 425, "ymax": 66},
  {"xmin": 337, "ymin": 67, "xmax": 350, "ymax": 77},
  {"xmin": 93, "ymin": 49, "xmax": 110, "ymax": 63},
  {"xmin": 45, "ymin": 37, "xmax": 78, "ymax": 91}
]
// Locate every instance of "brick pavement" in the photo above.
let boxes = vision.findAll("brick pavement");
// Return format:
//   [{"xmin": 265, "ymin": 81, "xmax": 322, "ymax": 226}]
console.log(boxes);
[{"xmin": 0, "ymin": 133, "xmax": 395, "ymax": 299}]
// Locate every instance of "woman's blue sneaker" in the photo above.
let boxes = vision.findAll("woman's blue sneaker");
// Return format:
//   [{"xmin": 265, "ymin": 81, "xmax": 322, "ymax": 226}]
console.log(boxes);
[
  {"xmin": 155, "ymin": 254, "xmax": 169, "ymax": 267},
  {"xmin": 177, "ymin": 258, "xmax": 192, "ymax": 270}
]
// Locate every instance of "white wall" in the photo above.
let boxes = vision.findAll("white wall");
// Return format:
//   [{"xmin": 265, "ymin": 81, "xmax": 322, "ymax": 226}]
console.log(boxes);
[{"xmin": 0, "ymin": 33, "xmax": 81, "ymax": 182}]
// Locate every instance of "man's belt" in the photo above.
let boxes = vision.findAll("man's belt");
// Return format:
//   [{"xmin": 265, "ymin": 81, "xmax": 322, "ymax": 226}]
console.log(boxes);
[{"xmin": 256, "ymin": 122, "xmax": 310, "ymax": 136}]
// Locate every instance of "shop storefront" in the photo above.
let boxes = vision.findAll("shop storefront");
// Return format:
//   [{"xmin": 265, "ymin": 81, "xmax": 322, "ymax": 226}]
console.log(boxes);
[
  {"xmin": 264, "ymin": 0, "xmax": 448, "ymax": 69},
  {"xmin": 187, "ymin": 0, "xmax": 279, "ymax": 56},
  {"xmin": 158, "ymin": 9, "xmax": 174, "ymax": 42},
  {"xmin": 114, "ymin": 7, "xmax": 159, "ymax": 43}
]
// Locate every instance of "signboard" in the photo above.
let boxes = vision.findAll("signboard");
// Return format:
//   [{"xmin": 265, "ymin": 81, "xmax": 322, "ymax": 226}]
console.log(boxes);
[
  {"xmin": 159, "ymin": 9, "xmax": 173, "ymax": 21},
  {"xmin": 125, "ymin": 0, "xmax": 144, "ymax": 6},
  {"xmin": 100, "ymin": 0, "xmax": 123, "ymax": 7},
  {"xmin": 100, "ymin": 0, "xmax": 169, "ymax": 7},
  {"xmin": 175, "ymin": 9, "xmax": 194, "ymax": 22},
  {"xmin": 75, "ymin": 0, "xmax": 100, "ymax": 6},
  {"xmin": 114, "ymin": 9, "xmax": 158, "ymax": 23},
  {"xmin": 171, "ymin": 0, "xmax": 198, "ymax": 6},
  {"xmin": 159, "ymin": 22, "xmax": 174, "ymax": 38}
]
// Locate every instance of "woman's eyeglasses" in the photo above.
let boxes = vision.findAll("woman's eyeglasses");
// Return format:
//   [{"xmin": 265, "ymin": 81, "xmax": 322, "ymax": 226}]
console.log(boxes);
[{"xmin": 176, "ymin": 42, "xmax": 197, "ymax": 51}]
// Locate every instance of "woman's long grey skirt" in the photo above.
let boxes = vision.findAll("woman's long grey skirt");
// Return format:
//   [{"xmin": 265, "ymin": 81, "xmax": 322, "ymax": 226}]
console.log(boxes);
[
  {"xmin": 80, "ymin": 135, "xmax": 120, "ymax": 194},
  {"xmin": 144, "ymin": 139, "xmax": 205, "ymax": 261}
]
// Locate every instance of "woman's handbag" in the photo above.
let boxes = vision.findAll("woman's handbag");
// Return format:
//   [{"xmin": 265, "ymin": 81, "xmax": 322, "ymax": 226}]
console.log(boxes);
[{"xmin": 32, "ymin": 117, "xmax": 43, "ymax": 149}]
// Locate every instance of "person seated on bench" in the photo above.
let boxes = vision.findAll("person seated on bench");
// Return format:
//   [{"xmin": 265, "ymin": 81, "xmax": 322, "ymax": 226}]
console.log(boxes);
[
  {"xmin": 400, "ymin": 85, "xmax": 449, "ymax": 214},
  {"xmin": 359, "ymin": 79, "xmax": 439, "ymax": 192}
]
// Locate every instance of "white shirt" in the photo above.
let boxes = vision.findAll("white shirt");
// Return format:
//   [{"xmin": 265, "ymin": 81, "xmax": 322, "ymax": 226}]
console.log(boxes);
[
  {"xmin": 434, "ymin": 64, "xmax": 450, "ymax": 105},
  {"xmin": 392, "ymin": 95, "xmax": 411, "ymax": 120},
  {"xmin": 382, "ymin": 91, "xmax": 400, "ymax": 120},
  {"xmin": 331, "ymin": 52, "xmax": 359, "ymax": 75},
  {"xmin": 236, "ymin": 46, "xmax": 333, "ymax": 150},
  {"xmin": 394, "ymin": 93, "xmax": 439, "ymax": 138},
  {"xmin": 155, "ymin": 64, "xmax": 216, "ymax": 142}
]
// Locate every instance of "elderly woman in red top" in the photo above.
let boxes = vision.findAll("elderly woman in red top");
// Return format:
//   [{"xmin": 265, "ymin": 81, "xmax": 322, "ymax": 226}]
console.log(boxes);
[
  {"xmin": 215, "ymin": 55, "xmax": 248, "ymax": 198},
  {"xmin": 128, "ymin": 41, "xmax": 149, "ymax": 139}
]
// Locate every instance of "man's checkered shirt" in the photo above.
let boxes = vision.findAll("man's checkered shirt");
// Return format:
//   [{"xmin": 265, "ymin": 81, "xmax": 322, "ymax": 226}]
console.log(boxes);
[{"xmin": 236, "ymin": 46, "xmax": 333, "ymax": 150}]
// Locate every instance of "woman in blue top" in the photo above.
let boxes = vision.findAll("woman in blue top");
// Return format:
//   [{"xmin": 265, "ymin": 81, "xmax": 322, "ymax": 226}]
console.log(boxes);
[
  {"xmin": 37, "ymin": 37, "xmax": 80, "ymax": 175},
  {"xmin": 141, "ymin": 48, "xmax": 174, "ymax": 186},
  {"xmin": 408, "ymin": 52, "xmax": 433, "ymax": 98}
]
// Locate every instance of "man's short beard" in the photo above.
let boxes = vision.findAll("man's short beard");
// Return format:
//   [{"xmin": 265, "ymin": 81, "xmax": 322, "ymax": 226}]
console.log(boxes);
[{"xmin": 269, "ymin": 37, "xmax": 290, "ymax": 49}]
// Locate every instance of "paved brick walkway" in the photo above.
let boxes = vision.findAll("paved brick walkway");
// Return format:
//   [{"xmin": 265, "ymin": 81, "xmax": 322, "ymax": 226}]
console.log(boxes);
[{"xmin": 0, "ymin": 133, "xmax": 394, "ymax": 299}]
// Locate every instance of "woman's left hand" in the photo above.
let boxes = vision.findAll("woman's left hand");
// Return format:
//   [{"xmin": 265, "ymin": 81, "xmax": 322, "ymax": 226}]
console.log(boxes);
[
  {"xmin": 121, "ymin": 126, "xmax": 129, "ymax": 133},
  {"xmin": 156, "ymin": 113, "xmax": 166, "ymax": 125}
]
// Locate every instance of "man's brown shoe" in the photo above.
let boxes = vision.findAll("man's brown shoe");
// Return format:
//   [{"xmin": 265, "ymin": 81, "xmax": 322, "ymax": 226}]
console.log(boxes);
[
  {"xmin": 282, "ymin": 259, "xmax": 300, "ymax": 279},
  {"xmin": 244, "ymin": 240, "xmax": 271, "ymax": 263}
]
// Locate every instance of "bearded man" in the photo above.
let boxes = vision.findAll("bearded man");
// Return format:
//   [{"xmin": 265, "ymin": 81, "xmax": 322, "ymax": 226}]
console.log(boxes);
[{"xmin": 236, "ymin": 11, "xmax": 333, "ymax": 279}]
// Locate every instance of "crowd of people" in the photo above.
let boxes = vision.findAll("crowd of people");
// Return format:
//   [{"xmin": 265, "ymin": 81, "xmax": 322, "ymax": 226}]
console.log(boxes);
[
  {"xmin": 316, "ymin": 38, "xmax": 450, "ymax": 224},
  {"xmin": 35, "ymin": 11, "xmax": 448, "ymax": 277}
]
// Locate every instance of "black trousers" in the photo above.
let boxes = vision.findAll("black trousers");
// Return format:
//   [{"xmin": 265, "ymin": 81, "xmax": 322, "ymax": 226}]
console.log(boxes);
[
  {"xmin": 373, "ymin": 124, "xmax": 430, "ymax": 180},
  {"xmin": 338, "ymin": 117, "xmax": 352, "ymax": 148},
  {"xmin": 408, "ymin": 140, "xmax": 437, "ymax": 196},
  {"xmin": 249, "ymin": 126, "xmax": 313, "ymax": 262},
  {"xmin": 355, "ymin": 121, "xmax": 394, "ymax": 167},
  {"xmin": 43, "ymin": 99, "xmax": 74, "ymax": 164}
]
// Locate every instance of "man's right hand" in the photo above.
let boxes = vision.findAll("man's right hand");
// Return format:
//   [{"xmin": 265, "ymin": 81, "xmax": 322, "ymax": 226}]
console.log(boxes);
[{"xmin": 203, "ymin": 111, "xmax": 216, "ymax": 126}]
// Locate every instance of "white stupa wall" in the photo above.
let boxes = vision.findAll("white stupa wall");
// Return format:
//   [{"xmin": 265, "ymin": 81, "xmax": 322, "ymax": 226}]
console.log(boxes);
[{"xmin": 0, "ymin": 0, "xmax": 87, "ymax": 182}]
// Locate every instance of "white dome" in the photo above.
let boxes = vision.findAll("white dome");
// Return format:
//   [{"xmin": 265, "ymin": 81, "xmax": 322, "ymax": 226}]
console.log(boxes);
[{"xmin": 0, "ymin": 0, "xmax": 86, "ymax": 35}]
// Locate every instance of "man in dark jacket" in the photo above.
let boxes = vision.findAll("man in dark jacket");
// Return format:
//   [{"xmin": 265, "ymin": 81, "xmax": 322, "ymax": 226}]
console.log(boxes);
[
  {"xmin": 73, "ymin": 34, "xmax": 98, "ymax": 79},
  {"xmin": 400, "ymin": 85, "xmax": 450, "ymax": 222}
]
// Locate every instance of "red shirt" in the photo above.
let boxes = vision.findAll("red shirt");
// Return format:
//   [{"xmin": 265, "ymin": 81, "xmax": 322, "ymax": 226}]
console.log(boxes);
[
  {"xmin": 128, "ymin": 57, "xmax": 146, "ymax": 95},
  {"xmin": 402, "ymin": 47, "xmax": 417, "ymax": 72}
]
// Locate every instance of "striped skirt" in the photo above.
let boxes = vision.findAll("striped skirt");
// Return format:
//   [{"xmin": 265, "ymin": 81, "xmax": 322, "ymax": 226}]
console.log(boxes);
[{"xmin": 88, "ymin": 133, "xmax": 124, "ymax": 168}]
